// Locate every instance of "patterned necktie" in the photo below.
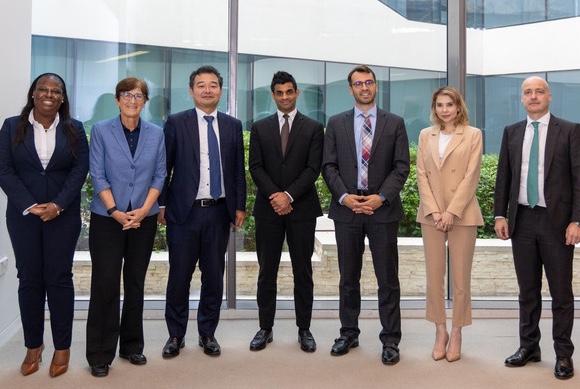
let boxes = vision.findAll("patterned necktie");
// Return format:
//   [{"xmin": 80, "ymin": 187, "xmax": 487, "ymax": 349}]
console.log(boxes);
[
  {"xmin": 527, "ymin": 121, "xmax": 539, "ymax": 208},
  {"xmin": 204, "ymin": 115, "xmax": 222, "ymax": 200},
  {"xmin": 361, "ymin": 113, "xmax": 372, "ymax": 190},
  {"xmin": 281, "ymin": 114, "xmax": 289, "ymax": 156}
]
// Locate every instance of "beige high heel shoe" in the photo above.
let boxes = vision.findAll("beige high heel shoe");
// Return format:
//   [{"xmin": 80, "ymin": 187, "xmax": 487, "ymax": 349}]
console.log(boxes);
[
  {"xmin": 21, "ymin": 344, "xmax": 45, "ymax": 376},
  {"xmin": 432, "ymin": 324, "xmax": 449, "ymax": 361},
  {"xmin": 446, "ymin": 327, "xmax": 462, "ymax": 362}
]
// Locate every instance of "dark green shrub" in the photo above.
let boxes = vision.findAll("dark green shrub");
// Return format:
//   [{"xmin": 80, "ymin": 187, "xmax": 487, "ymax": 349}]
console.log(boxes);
[{"xmin": 79, "ymin": 140, "xmax": 500, "ymax": 251}]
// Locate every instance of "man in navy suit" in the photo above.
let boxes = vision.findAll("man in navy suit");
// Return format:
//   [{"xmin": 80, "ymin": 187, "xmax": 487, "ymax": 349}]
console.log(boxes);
[
  {"xmin": 248, "ymin": 71, "xmax": 324, "ymax": 352},
  {"xmin": 158, "ymin": 66, "xmax": 246, "ymax": 358},
  {"xmin": 494, "ymin": 76, "xmax": 580, "ymax": 380},
  {"xmin": 322, "ymin": 65, "xmax": 410, "ymax": 365}
]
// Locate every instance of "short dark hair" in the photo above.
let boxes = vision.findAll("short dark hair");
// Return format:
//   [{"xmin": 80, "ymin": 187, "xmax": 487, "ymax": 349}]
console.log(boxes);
[
  {"xmin": 189, "ymin": 65, "xmax": 223, "ymax": 89},
  {"xmin": 270, "ymin": 71, "xmax": 297, "ymax": 92},
  {"xmin": 347, "ymin": 64, "xmax": 376, "ymax": 85},
  {"xmin": 115, "ymin": 77, "xmax": 150, "ymax": 101}
]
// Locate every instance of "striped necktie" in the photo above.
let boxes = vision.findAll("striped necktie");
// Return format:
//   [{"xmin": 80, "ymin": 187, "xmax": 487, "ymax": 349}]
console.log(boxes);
[{"xmin": 361, "ymin": 113, "xmax": 372, "ymax": 190}]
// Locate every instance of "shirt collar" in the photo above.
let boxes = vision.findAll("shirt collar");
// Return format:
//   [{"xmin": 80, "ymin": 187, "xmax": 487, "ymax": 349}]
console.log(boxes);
[
  {"xmin": 354, "ymin": 105, "xmax": 377, "ymax": 119},
  {"xmin": 527, "ymin": 112, "xmax": 551, "ymax": 127},
  {"xmin": 28, "ymin": 109, "xmax": 60, "ymax": 130},
  {"xmin": 277, "ymin": 109, "xmax": 297, "ymax": 122}
]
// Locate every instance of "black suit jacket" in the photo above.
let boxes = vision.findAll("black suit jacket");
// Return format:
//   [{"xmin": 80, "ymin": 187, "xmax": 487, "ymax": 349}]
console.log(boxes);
[
  {"xmin": 322, "ymin": 108, "xmax": 410, "ymax": 223},
  {"xmin": 159, "ymin": 108, "xmax": 246, "ymax": 225},
  {"xmin": 249, "ymin": 111, "xmax": 324, "ymax": 221},
  {"xmin": 494, "ymin": 114, "xmax": 580, "ymax": 242},
  {"xmin": 0, "ymin": 116, "xmax": 89, "ymax": 218}
]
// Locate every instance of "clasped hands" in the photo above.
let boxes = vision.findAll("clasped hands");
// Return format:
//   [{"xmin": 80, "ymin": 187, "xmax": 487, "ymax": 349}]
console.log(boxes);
[
  {"xmin": 432, "ymin": 211, "xmax": 454, "ymax": 232},
  {"xmin": 29, "ymin": 202, "xmax": 61, "ymax": 222},
  {"xmin": 112, "ymin": 208, "xmax": 145, "ymax": 230},
  {"xmin": 343, "ymin": 194, "xmax": 382, "ymax": 215},
  {"xmin": 270, "ymin": 192, "xmax": 293, "ymax": 215}
]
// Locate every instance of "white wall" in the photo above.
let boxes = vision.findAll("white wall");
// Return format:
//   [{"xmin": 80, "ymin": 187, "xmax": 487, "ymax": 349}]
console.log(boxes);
[{"xmin": 0, "ymin": 1, "xmax": 32, "ymax": 347}]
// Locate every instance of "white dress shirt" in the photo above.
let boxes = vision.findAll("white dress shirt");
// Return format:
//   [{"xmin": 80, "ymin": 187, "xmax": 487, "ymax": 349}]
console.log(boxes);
[{"xmin": 196, "ymin": 107, "xmax": 225, "ymax": 199}]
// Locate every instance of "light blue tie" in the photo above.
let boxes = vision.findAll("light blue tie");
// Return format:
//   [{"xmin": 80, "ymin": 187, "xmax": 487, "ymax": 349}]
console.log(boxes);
[
  {"xmin": 527, "ymin": 121, "xmax": 539, "ymax": 208},
  {"xmin": 204, "ymin": 115, "xmax": 222, "ymax": 200}
]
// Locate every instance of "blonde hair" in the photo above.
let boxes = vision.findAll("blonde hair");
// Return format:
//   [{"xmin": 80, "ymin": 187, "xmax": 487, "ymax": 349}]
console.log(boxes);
[{"xmin": 430, "ymin": 86, "xmax": 469, "ymax": 126}]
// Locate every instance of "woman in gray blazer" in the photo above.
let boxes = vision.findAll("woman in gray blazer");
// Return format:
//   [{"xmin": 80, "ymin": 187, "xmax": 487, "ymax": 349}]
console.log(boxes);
[{"xmin": 85, "ymin": 78, "xmax": 166, "ymax": 377}]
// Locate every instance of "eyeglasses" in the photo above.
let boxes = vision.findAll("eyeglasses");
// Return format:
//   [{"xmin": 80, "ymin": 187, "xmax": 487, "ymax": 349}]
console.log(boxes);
[
  {"xmin": 119, "ymin": 92, "xmax": 146, "ymax": 102},
  {"xmin": 351, "ymin": 80, "xmax": 376, "ymax": 89}
]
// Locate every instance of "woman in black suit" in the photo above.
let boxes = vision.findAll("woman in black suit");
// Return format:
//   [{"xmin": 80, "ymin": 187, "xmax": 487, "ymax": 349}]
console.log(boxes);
[{"xmin": 0, "ymin": 73, "xmax": 89, "ymax": 377}]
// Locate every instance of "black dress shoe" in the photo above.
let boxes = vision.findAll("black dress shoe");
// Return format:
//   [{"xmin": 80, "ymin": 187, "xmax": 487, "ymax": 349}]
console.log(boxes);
[
  {"xmin": 90, "ymin": 364, "xmax": 109, "ymax": 377},
  {"xmin": 119, "ymin": 353, "xmax": 147, "ymax": 365},
  {"xmin": 250, "ymin": 329, "xmax": 273, "ymax": 351},
  {"xmin": 330, "ymin": 336, "xmax": 359, "ymax": 356},
  {"xmin": 199, "ymin": 336, "xmax": 221, "ymax": 356},
  {"xmin": 505, "ymin": 347, "xmax": 541, "ymax": 367},
  {"xmin": 382, "ymin": 343, "xmax": 400, "ymax": 365},
  {"xmin": 298, "ymin": 330, "xmax": 316, "ymax": 352},
  {"xmin": 162, "ymin": 337, "xmax": 185, "ymax": 359},
  {"xmin": 555, "ymin": 356, "xmax": 574, "ymax": 380}
]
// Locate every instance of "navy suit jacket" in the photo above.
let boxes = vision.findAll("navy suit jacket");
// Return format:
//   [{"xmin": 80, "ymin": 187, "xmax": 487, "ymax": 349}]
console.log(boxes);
[
  {"xmin": 159, "ymin": 108, "xmax": 246, "ymax": 225},
  {"xmin": 0, "ymin": 116, "xmax": 89, "ymax": 218},
  {"xmin": 322, "ymin": 108, "xmax": 410, "ymax": 223},
  {"xmin": 89, "ymin": 117, "xmax": 166, "ymax": 216},
  {"xmin": 494, "ymin": 114, "xmax": 580, "ymax": 242},
  {"xmin": 249, "ymin": 111, "xmax": 323, "ymax": 221}
]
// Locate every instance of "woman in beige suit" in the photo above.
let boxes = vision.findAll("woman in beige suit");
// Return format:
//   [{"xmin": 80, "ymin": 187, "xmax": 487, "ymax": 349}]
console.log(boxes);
[{"xmin": 416, "ymin": 86, "xmax": 483, "ymax": 362}]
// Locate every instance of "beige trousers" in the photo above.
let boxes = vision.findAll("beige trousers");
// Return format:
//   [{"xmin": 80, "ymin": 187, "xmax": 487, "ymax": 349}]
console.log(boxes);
[{"xmin": 421, "ymin": 223, "xmax": 477, "ymax": 327}]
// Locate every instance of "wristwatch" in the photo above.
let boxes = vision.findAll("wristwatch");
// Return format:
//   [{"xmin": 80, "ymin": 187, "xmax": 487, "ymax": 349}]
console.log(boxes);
[{"xmin": 574, "ymin": 221, "xmax": 580, "ymax": 227}]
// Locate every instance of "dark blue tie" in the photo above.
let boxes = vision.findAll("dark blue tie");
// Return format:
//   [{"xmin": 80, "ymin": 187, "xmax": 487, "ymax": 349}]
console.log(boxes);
[{"xmin": 204, "ymin": 115, "xmax": 222, "ymax": 200}]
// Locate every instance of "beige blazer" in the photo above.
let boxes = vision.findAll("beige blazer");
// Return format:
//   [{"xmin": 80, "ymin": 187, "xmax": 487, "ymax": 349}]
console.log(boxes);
[{"xmin": 415, "ymin": 124, "xmax": 484, "ymax": 226}]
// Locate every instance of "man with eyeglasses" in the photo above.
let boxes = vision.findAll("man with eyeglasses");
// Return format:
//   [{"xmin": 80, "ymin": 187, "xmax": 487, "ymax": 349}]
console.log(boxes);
[
  {"xmin": 321, "ymin": 64, "xmax": 410, "ymax": 364},
  {"xmin": 494, "ymin": 76, "xmax": 579, "ymax": 380},
  {"xmin": 158, "ymin": 65, "xmax": 246, "ymax": 358}
]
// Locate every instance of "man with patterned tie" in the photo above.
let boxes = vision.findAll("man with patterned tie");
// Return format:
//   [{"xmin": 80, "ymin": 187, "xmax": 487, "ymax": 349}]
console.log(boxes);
[
  {"xmin": 158, "ymin": 65, "xmax": 246, "ymax": 358},
  {"xmin": 248, "ymin": 71, "xmax": 324, "ymax": 352},
  {"xmin": 322, "ymin": 65, "xmax": 410, "ymax": 364},
  {"xmin": 494, "ymin": 76, "xmax": 580, "ymax": 380}
]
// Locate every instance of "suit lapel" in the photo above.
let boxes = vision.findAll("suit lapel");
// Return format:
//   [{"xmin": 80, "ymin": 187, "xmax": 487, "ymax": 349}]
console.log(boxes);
[
  {"xmin": 513, "ymin": 121, "xmax": 526, "ymax": 186},
  {"xmin": 441, "ymin": 125, "xmax": 465, "ymax": 166},
  {"xmin": 133, "ymin": 120, "xmax": 150, "ymax": 161},
  {"xmin": 544, "ymin": 115, "xmax": 560, "ymax": 178},
  {"xmin": 186, "ymin": 109, "xmax": 201, "ymax": 166},
  {"xmin": 343, "ymin": 109, "xmax": 357, "ymax": 159},
  {"xmin": 428, "ymin": 126, "xmax": 440, "ymax": 168},
  {"xmin": 371, "ymin": 110, "xmax": 387, "ymax": 160},
  {"xmin": 285, "ymin": 112, "xmax": 305, "ymax": 158},
  {"xmin": 23, "ymin": 123, "xmax": 44, "ymax": 169},
  {"xmin": 267, "ymin": 113, "xmax": 284, "ymax": 158},
  {"xmin": 109, "ymin": 117, "xmax": 134, "ymax": 163}
]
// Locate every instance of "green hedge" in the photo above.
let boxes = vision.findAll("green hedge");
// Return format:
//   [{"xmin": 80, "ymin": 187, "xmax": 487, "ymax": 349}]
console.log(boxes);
[{"xmin": 79, "ymin": 134, "xmax": 499, "ymax": 251}]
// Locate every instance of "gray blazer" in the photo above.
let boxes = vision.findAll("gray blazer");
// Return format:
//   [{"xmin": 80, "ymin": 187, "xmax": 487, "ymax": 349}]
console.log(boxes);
[{"xmin": 322, "ymin": 108, "xmax": 410, "ymax": 223}]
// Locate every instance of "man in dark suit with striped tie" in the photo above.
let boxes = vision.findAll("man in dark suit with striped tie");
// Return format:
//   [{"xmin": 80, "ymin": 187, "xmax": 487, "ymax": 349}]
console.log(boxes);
[{"xmin": 322, "ymin": 65, "xmax": 410, "ymax": 364}]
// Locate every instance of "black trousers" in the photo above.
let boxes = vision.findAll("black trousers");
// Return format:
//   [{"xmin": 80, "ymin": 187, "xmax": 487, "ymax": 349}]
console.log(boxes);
[
  {"xmin": 255, "ymin": 216, "xmax": 316, "ymax": 330},
  {"xmin": 511, "ymin": 205, "xmax": 575, "ymax": 357},
  {"xmin": 7, "ymin": 212, "xmax": 80, "ymax": 350},
  {"xmin": 86, "ymin": 213, "xmax": 158, "ymax": 365},
  {"xmin": 334, "ymin": 216, "xmax": 401, "ymax": 345}
]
